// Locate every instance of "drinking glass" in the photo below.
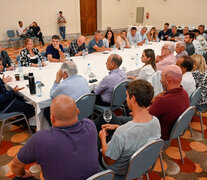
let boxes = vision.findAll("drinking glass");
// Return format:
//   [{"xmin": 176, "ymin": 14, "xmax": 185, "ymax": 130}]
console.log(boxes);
[
  {"xmin": 103, "ymin": 109, "xmax": 112, "ymax": 123},
  {"xmin": 130, "ymin": 54, "xmax": 135, "ymax": 60}
]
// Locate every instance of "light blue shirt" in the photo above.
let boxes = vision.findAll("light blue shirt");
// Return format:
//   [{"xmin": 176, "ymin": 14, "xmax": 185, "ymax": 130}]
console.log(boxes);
[
  {"xmin": 50, "ymin": 75, "xmax": 90, "ymax": 100},
  {"xmin": 137, "ymin": 32, "xmax": 148, "ymax": 43},
  {"xmin": 127, "ymin": 32, "xmax": 139, "ymax": 45},
  {"xmin": 88, "ymin": 38, "xmax": 104, "ymax": 54}
]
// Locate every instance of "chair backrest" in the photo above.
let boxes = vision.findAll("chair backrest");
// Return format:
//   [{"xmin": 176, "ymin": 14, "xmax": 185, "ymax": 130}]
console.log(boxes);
[
  {"xmin": 125, "ymin": 139, "xmax": 164, "ymax": 180},
  {"xmin": 111, "ymin": 80, "xmax": 128, "ymax": 107},
  {"xmin": 16, "ymin": 30, "xmax": 20, "ymax": 37},
  {"xmin": 7, "ymin": 30, "xmax": 15, "ymax": 38},
  {"xmin": 63, "ymin": 46, "xmax": 69, "ymax": 53},
  {"xmin": 87, "ymin": 169, "xmax": 114, "ymax": 180},
  {"xmin": 76, "ymin": 93, "xmax": 96, "ymax": 120},
  {"xmin": 190, "ymin": 87, "xmax": 202, "ymax": 106},
  {"xmin": 169, "ymin": 106, "xmax": 196, "ymax": 141},
  {"xmin": 148, "ymin": 71, "xmax": 163, "ymax": 97}
]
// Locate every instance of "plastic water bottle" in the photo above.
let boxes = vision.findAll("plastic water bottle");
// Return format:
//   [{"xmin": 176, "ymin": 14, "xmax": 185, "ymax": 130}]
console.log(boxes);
[
  {"xmin": 36, "ymin": 81, "xmax": 42, "ymax": 97},
  {"xmin": 135, "ymin": 53, "xmax": 138, "ymax": 66},
  {"xmin": 38, "ymin": 57, "xmax": 42, "ymax": 70},
  {"xmin": 18, "ymin": 61, "xmax": 23, "ymax": 80},
  {"xmin": 67, "ymin": 53, "xmax": 71, "ymax": 61},
  {"xmin": 82, "ymin": 49, "xmax": 86, "ymax": 59},
  {"xmin": 87, "ymin": 63, "xmax": 91, "ymax": 75}
]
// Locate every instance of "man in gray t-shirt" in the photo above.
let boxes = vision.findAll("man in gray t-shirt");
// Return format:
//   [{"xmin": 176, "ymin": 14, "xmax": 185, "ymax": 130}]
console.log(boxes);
[{"xmin": 99, "ymin": 80, "xmax": 161, "ymax": 175}]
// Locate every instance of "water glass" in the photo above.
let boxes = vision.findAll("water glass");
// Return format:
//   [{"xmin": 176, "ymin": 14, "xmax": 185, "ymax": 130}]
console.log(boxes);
[{"xmin": 103, "ymin": 109, "xmax": 112, "ymax": 123}]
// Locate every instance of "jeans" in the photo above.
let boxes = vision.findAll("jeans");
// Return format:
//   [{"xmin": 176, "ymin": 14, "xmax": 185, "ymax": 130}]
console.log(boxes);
[{"xmin": 59, "ymin": 26, "xmax": 66, "ymax": 40}]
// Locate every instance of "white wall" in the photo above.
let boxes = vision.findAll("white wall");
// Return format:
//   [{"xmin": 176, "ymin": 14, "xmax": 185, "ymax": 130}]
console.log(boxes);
[{"xmin": 0, "ymin": 0, "xmax": 80, "ymax": 41}]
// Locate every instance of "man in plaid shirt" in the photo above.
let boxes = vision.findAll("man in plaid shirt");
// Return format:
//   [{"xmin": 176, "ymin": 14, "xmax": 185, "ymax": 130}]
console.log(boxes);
[{"xmin": 68, "ymin": 36, "xmax": 88, "ymax": 56}]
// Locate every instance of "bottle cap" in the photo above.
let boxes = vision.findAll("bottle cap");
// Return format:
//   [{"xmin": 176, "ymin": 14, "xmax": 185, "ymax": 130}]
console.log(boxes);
[
  {"xmin": 28, "ymin": 73, "xmax": 33, "ymax": 76},
  {"xmin": 36, "ymin": 81, "xmax": 41, "ymax": 83}
]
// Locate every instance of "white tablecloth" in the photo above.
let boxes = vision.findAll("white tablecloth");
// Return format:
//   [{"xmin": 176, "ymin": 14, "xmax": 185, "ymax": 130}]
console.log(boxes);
[{"xmin": 3, "ymin": 41, "xmax": 165, "ymax": 130}]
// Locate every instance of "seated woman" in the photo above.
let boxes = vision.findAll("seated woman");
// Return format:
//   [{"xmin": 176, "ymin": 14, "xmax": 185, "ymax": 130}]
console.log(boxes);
[
  {"xmin": 29, "ymin": 21, "xmax": 45, "ymax": 46},
  {"xmin": 147, "ymin": 27, "xmax": 158, "ymax": 42},
  {"xmin": 115, "ymin": 30, "xmax": 130, "ymax": 49},
  {"xmin": 103, "ymin": 30, "xmax": 115, "ymax": 48},
  {"xmin": 191, "ymin": 54, "xmax": 207, "ymax": 112},
  {"xmin": 20, "ymin": 38, "xmax": 45, "ymax": 67},
  {"xmin": 127, "ymin": 49, "xmax": 156, "ymax": 81}
]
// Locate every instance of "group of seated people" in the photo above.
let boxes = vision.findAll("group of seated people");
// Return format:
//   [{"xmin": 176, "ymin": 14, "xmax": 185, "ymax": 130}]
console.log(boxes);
[{"xmin": 0, "ymin": 23, "xmax": 207, "ymax": 180}]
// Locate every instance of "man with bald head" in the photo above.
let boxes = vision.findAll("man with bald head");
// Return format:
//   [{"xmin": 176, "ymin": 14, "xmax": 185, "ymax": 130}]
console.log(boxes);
[
  {"xmin": 68, "ymin": 35, "xmax": 88, "ymax": 56},
  {"xmin": 11, "ymin": 95, "xmax": 99, "ymax": 180},
  {"xmin": 94, "ymin": 54, "xmax": 127, "ymax": 106},
  {"xmin": 149, "ymin": 65, "xmax": 190, "ymax": 140}
]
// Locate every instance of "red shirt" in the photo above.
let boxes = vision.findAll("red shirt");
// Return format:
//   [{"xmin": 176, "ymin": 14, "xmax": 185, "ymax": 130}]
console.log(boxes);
[{"xmin": 149, "ymin": 87, "xmax": 190, "ymax": 140}]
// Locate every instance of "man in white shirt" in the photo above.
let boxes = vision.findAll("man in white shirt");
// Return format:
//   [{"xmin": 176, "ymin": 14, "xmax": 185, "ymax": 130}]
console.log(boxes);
[
  {"xmin": 176, "ymin": 55, "xmax": 196, "ymax": 97},
  {"xmin": 137, "ymin": 27, "xmax": 148, "ymax": 46},
  {"xmin": 198, "ymin": 25, "xmax": 207, "ymax": 40},
  {"xmin": 17, "ymin": 21, "xmax": 30, "ymax": 39},
  {"xmin": 127, "ymin": 27, "xmax": 139, "ymax": 45},
  {"xmin": 193, "ymin": 29, "xmax": 207, "ymax": 52},
  {"xmin": 189, "ymin": 32, "xmax": 204, "ymax": 55}
]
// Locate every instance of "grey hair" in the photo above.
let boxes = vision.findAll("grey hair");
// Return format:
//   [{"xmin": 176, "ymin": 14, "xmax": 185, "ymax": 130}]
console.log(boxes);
[
  {"xmin": 61, "ymin": 61, "xmax": 78, "ymax": 76},
  {"xmin": 177, "ymin": 41, "xmax": 186, "ymax": 49},
  {"xmin": 165, "ymin": 42, "xmax": 175, "ymax": 53}
]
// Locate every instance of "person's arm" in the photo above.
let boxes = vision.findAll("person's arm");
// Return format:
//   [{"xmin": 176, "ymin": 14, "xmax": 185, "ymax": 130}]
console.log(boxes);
[
  {"xmin": 47, "ymin": 49, "xmax": 65, "ymax": 62},
  {"xmin": 93, "ymin": 45, "xmax": 111, "ymax": 52},
  {"xmin": 94, "ymin": 76, "xmax": 108, "ymax": 95},
  {"xmin": 50, "ymin": 70, "xmax": 63, "ymax": 98},
  {"xmin": 124, "ymin": 38, "xmax": 131, "ymax": 48}
]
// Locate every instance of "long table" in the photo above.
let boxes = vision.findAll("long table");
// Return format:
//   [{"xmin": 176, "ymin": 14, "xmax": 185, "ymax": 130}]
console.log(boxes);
[{"xmin": 2, "ymin": 41, "xmax": 165, "ymax": 130}]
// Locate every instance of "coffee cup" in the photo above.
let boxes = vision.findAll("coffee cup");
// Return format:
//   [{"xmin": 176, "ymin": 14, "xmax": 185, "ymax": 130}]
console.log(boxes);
[{"xmin": 15, "ymin": 74, "xmax": 20, "ymax": 81}]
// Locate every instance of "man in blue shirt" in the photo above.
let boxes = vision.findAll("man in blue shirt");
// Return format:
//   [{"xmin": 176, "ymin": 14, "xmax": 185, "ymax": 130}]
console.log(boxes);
[
  {"xmin": 88, "ymin": 31, "xmax": 111, "ymax": 53},
  {"xmin": 44, "ymin": 61, "xmax": 90, "ymax": 123},
  {"xmin": 169, "ymin": 25, "xmax": 180, "ymax": 41},
  {"xmin": 127, "ymin": 27, "xmax": 139, "ymax": 45},
  {"xmin": 45, "ymin": 35, "xmax": 66, "ymax": 62},
  {"xmin": 158, "ymin": 23, "xmax": 171, "ymax": 41},
  {"xmin": 137, "ymin": 27, "xmax": 148, "ymax": 45},
  {"xmin": 94, "ymin": 54, "xmax": 126, "ymax": 106}
]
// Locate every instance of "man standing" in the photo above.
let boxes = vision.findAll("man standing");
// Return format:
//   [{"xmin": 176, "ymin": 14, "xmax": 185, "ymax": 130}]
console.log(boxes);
[
  {"xmin": 99, "ymin": 80, "xmax": 161, "ymax": 175},
  {"xmin": 0, "ymin": 58, "xmax": 35, "ymax": 120},
  {"xmin": 175, "ymin": 41, "xmax": 188, "ymax": 60},
  {"xmin": 57, "ymin": 11, "xmax": 67, "ymax": 41},
  {"xmin": 94, "ymin": 54, "xmax": 126, "ymax": 106},
  {"xmin": 12, "ymin": 95, "xmax": 99, "ymax": 180},
  {"xmin": 184, "ymin": 33, "xmax": 195, "ymax": 56},
  {"xmin": 137, "ymin": 27, "xmax": 148, "ymax": 45},
  {"xmin": 45, "ymin": 35, "xmax": 66, "ymax": 62},
  {"xmin": 156, "ymin": 42, "xmax": 176, "ymax": 71},
  {"xmin": 158, "ymin": 23, "xmax": 171, "ymax": 41},
  {"xmin": 149, "ymin": 65, "xmax": 190, "ymax": 140},
  {"xmin": 68, "ymin": 35, "xmax": 88, "ymax": 56},
  {"xmin": 0, "ymin": 45, "xmax": 15, "ymax": 71},
  {"xmin": 127, "ymin": 27, "xmax": 139, "ymax": 45},
  {"xmin": 88, "ymin": 31, "xmax": 111, "ymax": 53}
]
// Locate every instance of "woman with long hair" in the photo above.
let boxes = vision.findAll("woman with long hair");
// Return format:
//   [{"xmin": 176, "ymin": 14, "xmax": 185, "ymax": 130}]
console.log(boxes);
[
  {"xmin": 147, "ymin": 27, "xmax": 158, "ymax": 42},
  {"xmin": 103, "ymin": 30, "xmax": 115, "ymax": 48}
]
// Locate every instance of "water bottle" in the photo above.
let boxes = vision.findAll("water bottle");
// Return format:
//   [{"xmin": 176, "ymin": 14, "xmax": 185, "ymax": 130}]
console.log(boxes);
[
  {"xmin": 18, "ymin": 61, "xmax": 23, "ymax": 80},
  {"xmin": 135, "ymin": 53, "xmax": 138, "ymax": 66},
  {"xmin": 38, "ymin": 57, "xmax": 42, "ymax": 70},
  {"xmin": 67, "ymin": 53, "xmax": 71, "ymax": 61},
  {"xmin": 36, "ymin": 81, "xmax": 42, "ymax": 97},
  {"xmin": 82, "ymin": 49, "xmax": 86, "ymax": 59},
  {"xmin": 28, "ymin": 73, "xmax": 36, "ymax": 94},
  {"xmin": 87, "ymin": 63, "xmax": 91, "ymax": 75}
]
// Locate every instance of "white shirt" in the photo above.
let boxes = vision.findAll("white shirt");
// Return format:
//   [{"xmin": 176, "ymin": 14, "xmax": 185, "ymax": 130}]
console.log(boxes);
[
  {"xmin": 137, "ymin": 64, "xmax": 155, "ymax": 80},
  {"xmin": 181, "ymin": 72, "xmax": 196, "ymax": 97},
  {"xmin": 193, "ymin": 39, "xmax": 204, "ymax": 55},
  {"xmin": 17, "ymin": 27, "xmax": 26, "ymax": 36}
]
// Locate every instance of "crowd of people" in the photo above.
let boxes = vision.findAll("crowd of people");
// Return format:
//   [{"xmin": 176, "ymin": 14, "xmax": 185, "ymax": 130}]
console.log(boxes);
[{"xmin": 0, "ymin": 22, "xmax": 207, "ymax": 180}]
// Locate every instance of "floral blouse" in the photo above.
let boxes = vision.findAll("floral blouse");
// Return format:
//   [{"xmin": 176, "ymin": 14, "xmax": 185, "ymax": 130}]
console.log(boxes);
[{"xmin": 20, "ymin": 48, "xmax": 42, "ymax": 67}]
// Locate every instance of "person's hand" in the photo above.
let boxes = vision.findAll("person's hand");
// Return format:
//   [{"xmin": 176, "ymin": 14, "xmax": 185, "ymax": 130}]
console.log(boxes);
[
  {"xmin": 127, "ymin": 76, "xmax": 136, "ymax": 80},
  {"xmin": 165, "ymin": 35, "xmax": 168, "ymax": 38},
  {"xmin": 53, "ymin": 44, "xmax": 60, "ymax": 50},
  {"xmin": 12, "ymin": 85, "xmax": 24, "ymax": 92},
  {"xmin": 60, "ymin": 58, "xmax": 66, "ymax": 63},
  {"xmin": 55, "ymin": 69, "xmax": 63, "ymax": 83},
  {"xmin": 42, "ymin": 62, "xmax": 46, "ymax": 67},
  {"xmin": 107, "ymin": 48, "xmax": 112, "ymax": 51},
  {"xmin": 6, "ymin": 66, "xmax": 15, "ymax": 71},
  {"xmin": 21, "ymin": 170, "xmax": 35, "ymax": 179},
  {"xmin": 102, "ymin": 124, "xmax": 119, "ymax": 131},
  {"xmin": 2, "ymin": 75, "xmax": 12, "ymax": 83},
  {"xmin": 99, "ymin": 129, "xmax": 107, "ymax": 141},
  {"xmin": 155, "ymin": 55, "xmax": 162, "ymax": 62}
]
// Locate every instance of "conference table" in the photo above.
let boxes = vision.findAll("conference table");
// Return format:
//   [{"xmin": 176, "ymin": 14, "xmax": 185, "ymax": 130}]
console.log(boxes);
[{"xmin": 3, "ymin": 41, "xmax": 165, "ymax": 130}]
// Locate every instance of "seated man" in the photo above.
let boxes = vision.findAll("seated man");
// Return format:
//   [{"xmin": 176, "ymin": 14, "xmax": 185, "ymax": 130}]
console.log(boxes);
[
  {"xmin": 176, "ymin": 55, "xmax": 196, "ymax": 97},
  {"xmin": 175, "ymin": 41, "xmax": 188, "ymax": 60},
  {"xmin": 149, "ymin": 65, "xmax": 190, "ymax": 140},
  {"xmin": 127, "ymin": 27, "xmax": 139, "ymax": 45},
  {"xmin": 158, "ymin": 23, "xmax": 171, "ymax": 41},
  {"xmin": 179, "ymin": 27, "xmax": 189, "ymax": 41},
  {"xmin": 99, "ymin": 79, "xmax": 161, "ymax": 175},
  {"xmin": 17, "ymin": 21, "xmax": 31, "ymax": 39},
  {"xmin": 0, "ymin": 44, "xmax": 15, "ymax": 71},
  {"xmin": 137, "ymin": 27, "xmax": 148, "ymax": 45},
  {"xmin": 45, "ymin": 35, "xmax": 66, "ymax": 62},
  {"xmin": 0, "ymin": 58, "xmax": 35, "ymax": 120},
  {"xmin": 184, "ymin": 33, "xmax": 195, "ymax": 55},
  {"xmin": 45, "ymin": 61, "xmax": 90, "ymax": 122},
  {"xmin": 190, "ymin": 32, "xmax": 205, "ymax": 55},
  {"xmin": 68, "ymin": 35, "xmax": 88, "ymax": 57},
  {"xmin": 169, "ymin": 25, "xmax": 180, "ymax": 41},
  {"xmin": 156, "ymin": 42, "xmax": 176, "ymax": 71},
  {"xmin": 94, "ymin": 54, "xmax": 126, "ymax": 106},
  {"xmin": 88, "ymin": 31, "xmax": 111, "ymax": 53},
  {"xmin": 198, "ymin": 25, "xmax": 207, "ymax": 40},
  {"xmin": 193, "ymin": 29, "xmax": 207, "ymax": 52},
  {"xmin": 11, "ymin": 95, "xmax": 99, "ymax": 180}
]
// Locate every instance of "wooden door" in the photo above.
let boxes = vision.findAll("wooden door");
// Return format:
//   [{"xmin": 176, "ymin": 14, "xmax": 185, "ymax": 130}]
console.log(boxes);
[{"xmin": 80, "ymin": 0, "xmax": 97, "ymax": 36}]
